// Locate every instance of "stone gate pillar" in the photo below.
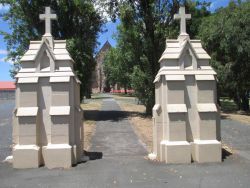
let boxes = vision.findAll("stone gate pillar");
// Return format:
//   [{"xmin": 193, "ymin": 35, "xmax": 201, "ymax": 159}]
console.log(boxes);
[
  {"xmin": 150, "ymin": 6, "xmax": 221, "ymax": 163},
  {"xmin": 12, "ymin": 7, "xmax": 83, "ymax": 169}
]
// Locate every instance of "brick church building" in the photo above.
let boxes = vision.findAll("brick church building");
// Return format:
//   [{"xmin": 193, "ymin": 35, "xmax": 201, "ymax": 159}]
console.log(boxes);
[{"xmin": 91, "ymin": 41, "xmax": 112, "ymax": 93}]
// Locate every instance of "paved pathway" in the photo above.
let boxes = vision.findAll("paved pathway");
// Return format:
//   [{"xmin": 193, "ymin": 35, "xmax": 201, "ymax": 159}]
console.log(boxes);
[
  {"xmin": 0, "ymin": 96, "xmax": 250, "ymax": 188},
  {"xmin": 90, "ymin": 98, "xmax": 147, "ymax": 157},
  {"xmin": 221, "ymin": 118, "xmax": 250, "ymax": 161}
]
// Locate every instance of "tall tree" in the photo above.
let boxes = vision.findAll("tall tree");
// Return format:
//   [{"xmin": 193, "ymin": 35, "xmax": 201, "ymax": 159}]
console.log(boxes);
[
  {"xmin": 0, "ymin": 0, "xmax": 103, "ymax": 100},
  {"xmin": 198, "ymin": 1, "xmax": 250, "ymax": 111},
  {"xmin": 101, "ymin": 0, "xmax": 210, "ymax": 114},
  {"xmin": 103, "ymin": 47, "xmax": 131, "ymax": 93}
]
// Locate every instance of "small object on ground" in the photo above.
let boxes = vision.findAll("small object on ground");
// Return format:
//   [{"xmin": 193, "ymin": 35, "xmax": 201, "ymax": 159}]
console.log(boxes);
[
  {"xmin": 3, "ymin": 155, "xmax": 13, "ymax": 163},
  {"xmin": 148, "ymin": 153, "xmax": 157, "ymax": 160}
]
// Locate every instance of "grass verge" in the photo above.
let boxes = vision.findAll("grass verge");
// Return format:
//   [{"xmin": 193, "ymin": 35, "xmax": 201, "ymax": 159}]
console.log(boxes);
[{"xmin": 220, "ymin": 98, "xmax": 250, "ymax": 125}]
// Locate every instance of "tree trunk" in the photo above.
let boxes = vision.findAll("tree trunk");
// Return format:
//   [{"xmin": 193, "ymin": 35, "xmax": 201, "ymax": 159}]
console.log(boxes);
[
  {"xmin": 80, "ymin": 85, "xmax": 84, "ymax": 103},
  {"xmin": 124, "ymin": 84, "xmax": 127, "ymax": 95},
  {"xmin": 217, "ymin": 84, "xmax": 221, "ymax": 107},
  {"xmin": 145, "ymin": 103, "xmax": 153, "ymax": 116},
  {"xmin": 235, "ymin": 90, "xmax": 249, "ymax": 111},
  {"xmin": 85, "ymin": 87, "xmax": 92, "ymax": 99},
  {"xmin": 233, "ymin": 92, "xmax": 241, "ymax": 111},
  {"xmin": 145, "ymin": 95, "xmax": 154, "ymax": 116},
  {"xmin": 86, "ymin": 92, "xmax": 91, "ymax": 99},
  {"xmin": 240, "ymin": 91, "xmax": 249, "ymax": 111}
]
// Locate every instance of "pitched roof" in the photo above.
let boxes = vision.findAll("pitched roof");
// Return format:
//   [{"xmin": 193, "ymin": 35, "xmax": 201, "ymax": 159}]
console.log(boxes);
[
  {"xmin": 20, "ymin": 39, "xmax": 74, "ymax": 62},
  {"xmin": 95, "ymin": 40, "xmax": 112, "ymax": 59},
  {"xmin": 0, "ymin": 81, "xmax": 16, "ymax": 90},
  {"xmin": 159, "ymin": 39, "xmax": 210, "ymax": 62}
]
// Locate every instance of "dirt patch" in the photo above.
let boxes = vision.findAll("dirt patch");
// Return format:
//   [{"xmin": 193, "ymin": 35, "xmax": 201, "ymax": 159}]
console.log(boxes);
[
  {"xmin": 221, "ymin": 112, "xmax": 250, "ymax": 125},
  {"xmin": 113, "ymin": 94, "xmax": 137, "ymax": 100},
  {"xmin": 81, "ymin": 101, "xmax": 102, "ymax": 150},
  {"xmin": 220, "ymin": 98, "xmax": 250, "ymax": 125}
]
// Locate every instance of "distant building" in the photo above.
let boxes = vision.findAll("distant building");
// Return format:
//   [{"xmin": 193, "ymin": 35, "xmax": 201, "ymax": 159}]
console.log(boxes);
[
  {"xmin": 91, "ymin": 41, "xmax": 112, "ymax": 93},
  {"xmin": 0, "ymin": 81, "xmax": 15, "ymax": 99}
]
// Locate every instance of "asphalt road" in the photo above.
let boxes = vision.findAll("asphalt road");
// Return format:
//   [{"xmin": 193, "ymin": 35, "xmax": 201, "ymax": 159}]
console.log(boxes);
[
  {"xmin": 0, "ymin": 99, "xmax": 14, "ymax": 161},
  {"xmin": 0, "ymin": 97, "xmax": 250, "ymax": 188}
]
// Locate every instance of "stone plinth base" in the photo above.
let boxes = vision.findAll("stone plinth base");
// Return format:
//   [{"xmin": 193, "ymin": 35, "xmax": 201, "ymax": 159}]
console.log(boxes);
[
  {"xmin": 42, "ymin": 144, "xmax": 72, "ymax": 169},
  {"xmin": 192, "ymin": 140, "xmax": 221, "ymax": 163},
  {"xmin": 160, "ymin": 141, "xmax": 191, "ymax": 164},
  {"xmin": 13, "ymin": 145, "xmax": 41, "ymax": 168},
  {"xmin": 72, "ymin": 144, "xmax": 83, "ymax": 164}
]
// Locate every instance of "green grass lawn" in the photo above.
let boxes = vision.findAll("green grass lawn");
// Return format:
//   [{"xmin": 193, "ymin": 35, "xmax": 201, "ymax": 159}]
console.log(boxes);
[
  {"xmin": 89, "ymin": 93, "xmax": 248, "ymax": 113},
  {"xmin": 220, "ymin": 98, "xmax": 238, "ymax": 112}
]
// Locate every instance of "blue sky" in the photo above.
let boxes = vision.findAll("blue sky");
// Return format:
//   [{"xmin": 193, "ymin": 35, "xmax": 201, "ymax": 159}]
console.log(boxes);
[{"xmin": 0, "ymin": 0, "xmax": 231, "ymax": 81}]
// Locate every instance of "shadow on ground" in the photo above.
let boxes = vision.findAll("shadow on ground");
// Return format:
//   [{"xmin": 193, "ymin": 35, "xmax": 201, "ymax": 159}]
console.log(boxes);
[
  {"xmin": 221, "ymin": 114, "xmax": 229, "ymax": 120},
  {"xmin": 91, "ymin": 96, "xmax": 112, "ymax": 100},
  {"xmin": 221, "ymin": 111, "xmax": 250, "ymax": 120},
  {"xmin": 84, "ymin": 150, "xmax": 103, "ymax": 160},
  {"xmin": 84, "ymin": 110, "xmax": 148, "ymax": 122},
  {"xmin": 72, "ymin": 151, "xmax": 103, "ymax": 166},
  {"xmin": 222, "ymin": 148, "xmax": 233, "ymax": 161}
]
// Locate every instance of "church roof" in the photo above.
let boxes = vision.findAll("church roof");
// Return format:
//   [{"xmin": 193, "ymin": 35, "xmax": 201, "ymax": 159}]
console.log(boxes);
[
  {"xmin": 95, "ymin": 41, "xmax": 112, "ymax": 59},
  {"xmin": 159, "ymin": 39, "xmax": 210, "ymax": 62},
  {"xmin": 20, "ymin": 39, "xmax": 73, "ymax": 62}
]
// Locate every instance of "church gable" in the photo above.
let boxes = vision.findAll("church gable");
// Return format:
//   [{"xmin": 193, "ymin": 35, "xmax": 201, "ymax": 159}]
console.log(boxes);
[
  {"xmin": 95, "ymin": 41, "xmax": 112, "ymax": 63},
  {"xmin": 92, "ymin": 41, "xmax": 112, "ymax": 93}
]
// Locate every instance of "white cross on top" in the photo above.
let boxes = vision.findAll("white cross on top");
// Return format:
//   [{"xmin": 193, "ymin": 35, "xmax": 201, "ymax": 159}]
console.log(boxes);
[
  {"xmin": 39, "ymin": 7, "xmax": 57, "ymax": 35},
  {"xmin": 174, "ymin": 6, "xmax": 191, "ymax": 35}
]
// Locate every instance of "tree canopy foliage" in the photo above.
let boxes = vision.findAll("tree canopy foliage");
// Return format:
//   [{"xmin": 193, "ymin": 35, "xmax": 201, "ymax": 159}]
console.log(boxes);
[
  {"xmin": 103, "ymin": 47, "xmax": 131, "ymax": 93},
  {"xmin": 199, "ymin": 0, "xmax": 250, "ymax": 111},
  {"xmin": 0, "ymin": 0, "xmax": 103, "ymax": 100},
  {"xmin": 1, "ymin": 0, "xmax": 249, "ymax": 113},
  {"xmin": 103, "ymin": 0, "xmax": 210, "ymax": 114}
]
